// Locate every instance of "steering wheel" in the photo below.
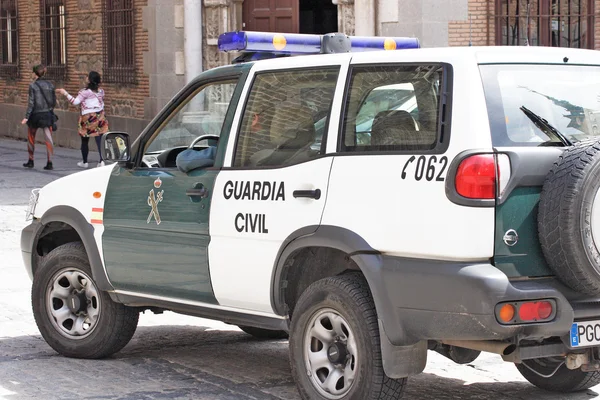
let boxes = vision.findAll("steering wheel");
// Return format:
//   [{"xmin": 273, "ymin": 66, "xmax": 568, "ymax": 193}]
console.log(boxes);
[{"xmin": 188, "ymin": 134, "xmax": 220, "ymax": 149}]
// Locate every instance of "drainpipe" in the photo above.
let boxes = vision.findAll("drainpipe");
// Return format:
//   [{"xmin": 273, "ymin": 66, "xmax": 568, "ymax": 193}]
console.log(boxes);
[{"xmin": 184, "ymin": 0, "xmax": 203, "ymax": 84}]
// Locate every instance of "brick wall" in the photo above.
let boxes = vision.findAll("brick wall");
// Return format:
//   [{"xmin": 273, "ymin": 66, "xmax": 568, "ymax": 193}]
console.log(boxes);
[
  {"xmin": 449, "ymin": 0, "xmax": 599, "ymax": 48},
  {"xmin": 448, "ymin": 0, "xmax": 494, "ymax": 46},
  {"xmin": 0, "ymin": 0, "xmax": 150, "ymax": 149}
]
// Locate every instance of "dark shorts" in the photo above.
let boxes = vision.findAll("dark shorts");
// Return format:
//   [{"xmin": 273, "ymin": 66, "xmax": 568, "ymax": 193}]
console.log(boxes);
[{"xmin": 27, "ymin": 111, "xmax": 53, "ymax": 130}]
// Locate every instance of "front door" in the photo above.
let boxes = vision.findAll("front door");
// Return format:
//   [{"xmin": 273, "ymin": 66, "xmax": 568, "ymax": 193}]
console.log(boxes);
[
  {"xmin": 102, "ymin": 78, "xmax": 239, "ymax": 303},
  {"xmin": 208, "ymin": 58, "xmax": 349, "ymax": 313},
  {"xmin": 243, "ymin": 0, "xmax": 298, "ymax": 33}
]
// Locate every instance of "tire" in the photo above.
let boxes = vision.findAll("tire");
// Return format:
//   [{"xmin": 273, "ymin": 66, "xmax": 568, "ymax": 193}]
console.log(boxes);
[
  {"xmin": 238, "ymin": 325, "xmax": 289, "ymax": 340},
  {"xmin": 289, "ymin": 273, "xmax": 406, "ymax": 400},
  {"xmin": 516, "ymin": 357, "xmax": 600, "ymax": 392},
  {"xmin": 32, "ymin": 242, "xmax": 139, "ymax": 359},
  {"xmin": 539, "ymin": 139, "xmax": 600, "ymax": 295}
]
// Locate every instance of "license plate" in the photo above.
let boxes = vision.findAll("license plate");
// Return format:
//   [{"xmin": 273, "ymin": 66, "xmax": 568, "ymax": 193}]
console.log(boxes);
[{"xmin": 570, "ymin": 320, "xmax": 600, "ymax": 347}]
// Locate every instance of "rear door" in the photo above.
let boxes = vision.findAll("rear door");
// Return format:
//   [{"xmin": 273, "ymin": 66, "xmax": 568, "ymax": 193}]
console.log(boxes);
[
  {"xmin": 322, "ymin": 54, "xmax": 496, "ymax": 261},
  {"xmin": 208, "ymin": 55, "xmax": 350, "ymax": 313},
  {"xmin": 480, "ymin": 63, "xmax": 600, "ymax": 278}
]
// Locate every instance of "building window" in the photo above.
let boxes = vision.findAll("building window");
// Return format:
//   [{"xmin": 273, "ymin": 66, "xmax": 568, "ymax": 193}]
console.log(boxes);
[
  {"xmin": 495, "ymin": 0, "xmax": 594, "ymax": 48},
  {"xmin": 0, "ymin": 0, "xmax": 18, "ymax": 78},
  {"xmin": 102, "ymin": 0, "xmax": 135, "ymax": 84},
  {"xmin": 40, "ymin": 0, "xmax": 67, "ymax": 80}
]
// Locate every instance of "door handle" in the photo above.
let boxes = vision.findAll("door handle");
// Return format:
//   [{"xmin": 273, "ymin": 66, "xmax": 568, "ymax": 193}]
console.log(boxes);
[
  {"xmin": 293, "ymin": 189, "xmax": 321, "ymax": 200},
  {"xmin": 186, "ymin": 184, "xmax": 209, "ymax": 199}
]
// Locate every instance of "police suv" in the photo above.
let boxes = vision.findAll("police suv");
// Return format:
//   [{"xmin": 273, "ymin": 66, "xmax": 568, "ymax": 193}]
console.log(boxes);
[{"xmin": 21, "ymin": 30, "xmax": 600, "ymax": 399}]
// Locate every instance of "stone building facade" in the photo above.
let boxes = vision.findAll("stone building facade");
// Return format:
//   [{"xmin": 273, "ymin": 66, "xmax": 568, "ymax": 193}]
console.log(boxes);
[
  {"xmin": 0, "ymin": 0, "xmax": 599, "ymax": 151},
  {"xmin": 0, "ymin": 0, "xmax": 153, "ymax": 149}
]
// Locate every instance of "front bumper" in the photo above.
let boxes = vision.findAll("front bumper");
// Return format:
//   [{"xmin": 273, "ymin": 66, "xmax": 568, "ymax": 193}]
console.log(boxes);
[
  {"xmin": 352, "ymin": 254, "xmax": 600, "ymax": 347},
  {"xmin": 21, "ymin": 219, "xmax": 42, "ymax": 281}
]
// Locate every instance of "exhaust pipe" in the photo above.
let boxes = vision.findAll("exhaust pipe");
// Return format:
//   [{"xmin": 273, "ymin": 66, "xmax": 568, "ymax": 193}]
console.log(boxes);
[{"xmin": 442, "ymin": 340, "xmax": 517, "ymax": 356}]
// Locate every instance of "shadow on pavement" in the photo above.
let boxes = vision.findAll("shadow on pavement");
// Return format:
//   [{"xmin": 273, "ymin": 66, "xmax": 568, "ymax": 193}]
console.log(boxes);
[{"xmin": 1, "ymin": 325, "xmax": 598, "ymax": 400}]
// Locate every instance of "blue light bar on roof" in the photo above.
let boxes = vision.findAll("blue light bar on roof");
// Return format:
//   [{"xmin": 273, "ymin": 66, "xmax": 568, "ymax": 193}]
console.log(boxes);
[
  {"xmin": 217, "ymin": 31, "xmax": 420, "ymax": 54},
  {"xmin": 218, "ymin": 31, "xmax": 321, "ymax": 54},
  {"xmin": 350, "ymin": 36, "xmax": 420, "ymax": 51}
]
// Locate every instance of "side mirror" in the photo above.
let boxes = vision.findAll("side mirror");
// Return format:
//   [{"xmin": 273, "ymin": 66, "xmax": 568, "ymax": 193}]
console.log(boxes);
[{"xmin": 101, "ymin": 132, "xmax": 131, "ymax": 164}]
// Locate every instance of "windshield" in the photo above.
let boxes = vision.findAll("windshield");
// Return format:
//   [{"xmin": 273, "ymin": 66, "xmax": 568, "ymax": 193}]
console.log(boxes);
[{"xmin": 480, "ymin": 64, "xmax": 600, "ymax": 146}]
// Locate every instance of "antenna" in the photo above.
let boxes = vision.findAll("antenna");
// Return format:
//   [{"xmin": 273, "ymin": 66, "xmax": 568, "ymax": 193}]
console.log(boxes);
[{"xmin": 469, "ymin": 13, "xmax": 472, "ymax": 47}]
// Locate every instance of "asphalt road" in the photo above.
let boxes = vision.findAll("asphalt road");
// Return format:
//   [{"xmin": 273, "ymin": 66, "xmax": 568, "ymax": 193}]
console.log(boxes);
[{"xmin": 1, "ymin": 137, "xmax": 598, "ymax": 400}]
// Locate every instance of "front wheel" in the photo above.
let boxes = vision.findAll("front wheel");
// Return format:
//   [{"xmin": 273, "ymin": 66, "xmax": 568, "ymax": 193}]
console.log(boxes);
[
  {"xmin": 32, "ymin": 242, "xmax": 139, "ymax": 359},
  {"xmin": 516, "ymin": 357, "xmax": 600, "ymax": 392},
  {"xmin": 289, "ymin": 273, "xmax": 406, "ymax": 400}
]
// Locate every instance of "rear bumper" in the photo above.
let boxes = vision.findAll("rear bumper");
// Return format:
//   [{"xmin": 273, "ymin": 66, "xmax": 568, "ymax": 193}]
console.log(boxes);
[{"xmin": 352, "ymin": 254, "xmax": 599, "ymax": 346}]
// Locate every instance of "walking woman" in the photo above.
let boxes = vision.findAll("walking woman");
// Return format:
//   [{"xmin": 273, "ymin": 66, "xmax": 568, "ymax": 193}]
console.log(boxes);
[
  {"xmin": 22, "ymin": 64, "xmax": 56, "ymax": 170},
  {"xmin": 57, "ymin": 71, "xmax": 109, "ymax": 168}
]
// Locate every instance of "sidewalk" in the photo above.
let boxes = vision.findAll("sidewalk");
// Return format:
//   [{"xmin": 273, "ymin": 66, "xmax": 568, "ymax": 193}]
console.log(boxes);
[
  {"xmin": 0, "ymin": 136, "xmax": 103, "ymax": 167},
  {"xmin": 0, "ymin": 137, "xmax": 95, "ymax": 206}
]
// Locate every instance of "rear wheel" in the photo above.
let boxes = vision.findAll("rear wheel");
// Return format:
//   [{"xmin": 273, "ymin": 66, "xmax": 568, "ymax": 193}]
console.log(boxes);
[
  {"xmin": 238, "ymin": 325, "xmax": 288, "ymax": 340},
  {"xmin": 32, "ymin": 242, "xmax": 139, "ymax": 359},
  {"xmin": 516, "ymin": 357, "xmax": 600, "ymax": 392},
  {"xmin": 289, "ymin": 273, "xmax": 406, "ymax": 400}
]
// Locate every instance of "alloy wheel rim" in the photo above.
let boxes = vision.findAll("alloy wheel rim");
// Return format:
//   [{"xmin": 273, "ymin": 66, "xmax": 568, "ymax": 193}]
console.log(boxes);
[
  {"xmin": 303, "ymin": 308, "xmax": 357, "ymax": 399},
  {"xmin": 46, "ymin": 268, "xmax": 101, "ymax": 339}
]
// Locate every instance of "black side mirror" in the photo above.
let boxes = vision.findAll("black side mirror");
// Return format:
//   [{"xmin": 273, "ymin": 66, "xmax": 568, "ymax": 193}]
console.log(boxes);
[{"xmin": 101, "ymin": 132, "xmax": 131, "ymax": 164}]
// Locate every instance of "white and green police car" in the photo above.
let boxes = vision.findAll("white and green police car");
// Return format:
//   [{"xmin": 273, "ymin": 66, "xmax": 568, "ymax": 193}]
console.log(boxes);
[{"xmin": 21, "ymin": 30, "xmax": 600, "ymax": 399}]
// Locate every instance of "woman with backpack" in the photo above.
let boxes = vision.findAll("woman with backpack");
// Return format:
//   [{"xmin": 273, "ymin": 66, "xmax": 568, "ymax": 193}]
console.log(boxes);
[
  {"xmin": 57, "ymin": 71, "xmax": 109, "ymax": 168},
  {"xmin": 21, "ymin": 64, "xmax": 57, "ymax": 170}
]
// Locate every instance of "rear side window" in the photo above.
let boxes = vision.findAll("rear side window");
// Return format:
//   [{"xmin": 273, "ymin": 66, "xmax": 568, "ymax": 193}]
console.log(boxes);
[
  {"xmin": 480, "ymin": 64, "xmax": 600, "ymax": 147},
  {"xmin": 233, "ymin": 67, "xmax": 339, "ymax": 168},
  {"xmin": 341, "ymin": 64, "xmax": 447, "ymax": 152}
]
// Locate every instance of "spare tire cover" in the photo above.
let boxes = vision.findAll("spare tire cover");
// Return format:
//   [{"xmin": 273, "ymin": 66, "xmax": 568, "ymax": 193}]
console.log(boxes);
[{"xmin": 539, "ymin": 139, "xmax": 600, "ymax": 296}]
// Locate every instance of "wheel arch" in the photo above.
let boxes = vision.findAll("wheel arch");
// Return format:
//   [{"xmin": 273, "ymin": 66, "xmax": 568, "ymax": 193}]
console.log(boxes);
[
  {"xmin": 270, "ymin": 225, "xmax": 374, "ymax": 316},
  {"xmin": 36, "ymin": 205, "xmax": 113, "ymax": 291}
]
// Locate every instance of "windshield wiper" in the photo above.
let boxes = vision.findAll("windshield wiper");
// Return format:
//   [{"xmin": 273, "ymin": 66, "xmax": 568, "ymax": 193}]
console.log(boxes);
[{"xmin": 520, "ymin": 105, "xmax": 573, "ymax": 146}]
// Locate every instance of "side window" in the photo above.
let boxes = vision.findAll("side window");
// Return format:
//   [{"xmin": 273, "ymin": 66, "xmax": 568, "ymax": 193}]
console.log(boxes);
[
  {"xmin": 233, "ymin": 67, "xmax": 339, "ymax": 168},
  {"xmin": 342, "ymin": 65, "xmax": 445, "ymax": 152},
  {"xmin": 143, "ymin": 80, "xmax": 237, "ymax": 166}
]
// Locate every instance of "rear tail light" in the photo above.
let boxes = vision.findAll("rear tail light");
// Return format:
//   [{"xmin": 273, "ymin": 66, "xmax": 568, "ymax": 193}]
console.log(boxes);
[
  {"xmin": 454, "ymin": 153, "xmax": 511, "ymax": 200},
  {"xmin": 455, "ymin": 154, "xmax": 496, "ymax": 199},
  {"xmin": 495, "ymin": 300, "xmax": 556, "ymax": 325}
]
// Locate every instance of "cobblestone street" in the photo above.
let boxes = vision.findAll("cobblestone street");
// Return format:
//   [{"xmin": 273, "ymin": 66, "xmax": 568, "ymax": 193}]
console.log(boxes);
[{"xmin": 1, "ymin": 137, "xmax": 599, "ymax": 400}]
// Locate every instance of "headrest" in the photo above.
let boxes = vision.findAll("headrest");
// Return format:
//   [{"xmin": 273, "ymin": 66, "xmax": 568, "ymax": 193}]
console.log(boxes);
[
  {"xmin": 371, "ymin": 110, "xmax": 417, "ymax": 146},
  {"xmin": 270, "ymin": 102, "xmax": 315, "ymax": 145}
]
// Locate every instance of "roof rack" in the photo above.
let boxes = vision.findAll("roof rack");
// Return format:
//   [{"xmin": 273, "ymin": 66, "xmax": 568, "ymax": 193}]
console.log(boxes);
[{"xmin": 218, "ymin": 31, "xmax": 420, "ymax": 63}]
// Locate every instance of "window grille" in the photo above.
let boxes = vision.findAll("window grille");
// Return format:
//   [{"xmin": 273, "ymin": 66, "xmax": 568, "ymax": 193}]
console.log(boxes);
[
  {"xmin": 102, "ymin": 0, "xmax": 135, "ymax": 84},
  {"xmin": 495, "ymin": 0, "xmax": 594, "ymax": 48},
  {"xmin": 0, "ymin": 0, "xmax": 18, "ymax": 78},
  {"xmin": 39, "ymin": 0, "xmax": 67, "ymax": 80}
]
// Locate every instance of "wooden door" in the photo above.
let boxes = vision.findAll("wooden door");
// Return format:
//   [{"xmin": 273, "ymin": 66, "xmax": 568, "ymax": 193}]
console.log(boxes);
[{"xmin": 243, "ymin": 0, "xmax": 299, "ymax": 33}]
